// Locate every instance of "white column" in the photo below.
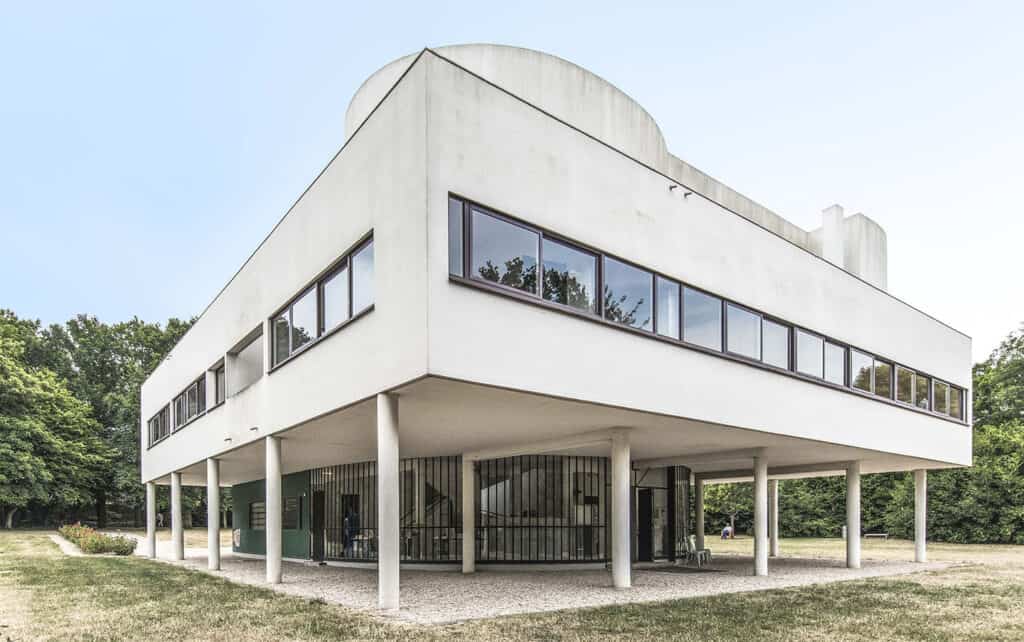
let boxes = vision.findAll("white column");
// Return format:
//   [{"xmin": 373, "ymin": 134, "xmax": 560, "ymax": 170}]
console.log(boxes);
[
  {"xmin": 207, "ymin": 458, "xmax": 220, "ymax": 571},
  {"xmin": 145, "ymin": 481, "xmax": 157, "ymax": 559},
  {"xmin": 462, "ymin": 457, "xmax": 475, "ymax": 574},
  {"xmin": 170, "ymin": 472, "xmax": 184, "ymax": 561},
  {"xmin": 611, "ymin": 430, "xmax": 631, "ymax": 589},
  {"xmin": 846, "ymin": 461, "xmax": 861, "ymax": 569},
  {"xmin": 695, "ymin": 478, "xmax": 705, "ymax": 552},
  {"xmin": 769, "ymin": 479, "xmax": 779, "ymax": 558},
  {"xmin": 753, "ymin": 457, "xmax": 768, "ymax": 576},
  {"xmin": 377, "ymin": 393, "xmax": 400, "ymax": 610},
  {"xmin": 265, "ymin": 436, "xmax": 282, "ymax": 584},
  {"xmin": 914, "ymin": 469, "xmax": 927, "ymax": 563}
]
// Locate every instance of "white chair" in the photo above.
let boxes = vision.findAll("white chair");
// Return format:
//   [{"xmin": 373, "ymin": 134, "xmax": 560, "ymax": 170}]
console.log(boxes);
[{"xmin": 688, "ymin": 534, "xmax": 711, "ymax": 567}]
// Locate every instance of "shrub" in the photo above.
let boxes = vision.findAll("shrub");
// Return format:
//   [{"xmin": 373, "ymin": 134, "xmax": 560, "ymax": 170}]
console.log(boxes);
[{"xmin": 58, "ymin": 523, "xmax": 137, "ymax": 555}]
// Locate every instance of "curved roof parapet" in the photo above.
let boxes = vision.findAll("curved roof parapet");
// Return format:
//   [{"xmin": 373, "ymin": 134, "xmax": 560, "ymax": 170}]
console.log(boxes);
[{"xmin": 345, "ymin": 44, "xmax": 669, "ymax": 169}]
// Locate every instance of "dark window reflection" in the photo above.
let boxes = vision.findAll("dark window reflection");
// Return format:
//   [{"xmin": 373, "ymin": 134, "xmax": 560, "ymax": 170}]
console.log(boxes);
[
  {"xmin": 272, "ymin": 313, "xmax": 290, "ymax": 365},
  {"xmin": 851, "ymin": 350, "xmax": 873, "ymax": 392},
  {"xmin": 896, "ymin": 367, "xmax": 914, "ymax": 404},
  {"xmin": 683, "ymin": 287, "xmax": 721, "ymax": 350},
  {"xmin": 291, "ymin": 287, "xmax": 317, "ymax": 353},
  {"xmin": 874, "ymin": 361, "xmax": 892, "ymax": 398},
  {"xmin": 915, "ymin": 375, "xmax": 930, "ymax": 410},
  {"xmin": 602, "ymin": 257, "xmax": 652, "ymax": 330},
  {"xmin": 933, "ymin": 380, "xmax": 949, "ymax": 414},
  {"xmin": 471, "ymin": 209, "xmax": 539, "ymax": 294},
  {"xmin": 949, "ymin": 387, "xmax": 961, "ymax": 419},
  {"xmin": 542, "ymin": 238, "xmax": 596, "ymax": 313}
]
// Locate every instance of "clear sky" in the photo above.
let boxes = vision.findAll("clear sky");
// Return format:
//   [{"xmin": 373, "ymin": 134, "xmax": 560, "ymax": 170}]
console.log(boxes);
[{"xmin": 1, "ymin": 1, "xmax": 1020, "ymax": 363}]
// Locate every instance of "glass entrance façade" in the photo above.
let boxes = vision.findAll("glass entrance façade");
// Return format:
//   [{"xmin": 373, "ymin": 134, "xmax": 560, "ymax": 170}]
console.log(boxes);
[
  {"xmin": 304, "ymin": 455, "xmax": 693, "ymax": 564},
  {"xmin": 309, "ymin": 454, "xmax": 613, "ymax": 563}
]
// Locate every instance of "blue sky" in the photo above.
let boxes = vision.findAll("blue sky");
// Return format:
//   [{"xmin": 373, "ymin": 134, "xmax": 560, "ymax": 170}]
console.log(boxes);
[{"xmin": 1, "ymin": 1, "xmax": 1020, "ymax": 362}]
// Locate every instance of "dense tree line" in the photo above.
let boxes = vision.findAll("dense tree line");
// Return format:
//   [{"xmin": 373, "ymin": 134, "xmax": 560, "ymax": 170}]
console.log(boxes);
[
  {"xmin": 708, "ymin": 324, "xmax": 1024, "ymax": 543},
  {"xmin": 0, "ymin": 309, "xmax": 227, "ymax": 528}
]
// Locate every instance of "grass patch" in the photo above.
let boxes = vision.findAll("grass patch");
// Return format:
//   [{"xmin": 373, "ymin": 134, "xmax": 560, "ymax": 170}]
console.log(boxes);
[{"xmin": 2, "ymin": 531, "xmax": 1024, "ymax": 640}]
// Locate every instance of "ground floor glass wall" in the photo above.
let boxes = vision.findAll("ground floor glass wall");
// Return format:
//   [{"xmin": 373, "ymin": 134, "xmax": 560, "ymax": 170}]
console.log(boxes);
[{"xmin": 305, "ymin": 456, "xmax": 687, "ymax": 564}]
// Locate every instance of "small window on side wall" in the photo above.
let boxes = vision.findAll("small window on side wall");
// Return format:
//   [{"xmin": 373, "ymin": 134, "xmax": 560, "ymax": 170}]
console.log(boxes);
[
  {"xmin": 682, "ymin": 287, "xmax": 722, "ymax": 351},
  {"xmin": 796, "ymin": 330, "xmax": 824, "ymax": 379},
  {"xmin": 874, "ymin": 360, "xmax": 892, "ymax": 399},
  {"xmin": 761, "ymin": 319, "xmax": 789, "ymax": 369},
  {"xmin": 726, "ymin": 304, "xmax": 760, "ymax": 360},
  {"xmin": 542, "ymin": 238, "xmax": 597, "ymax": 314},
  {"xmin": 321, "ymin": 264, "xmax": 350, "ymax": 332},
  {"xmin": 915, "ymin": 374, "xmax": 930, "ymax": 410},
  {"xmin": 448, "ymin": 197, "xmax": 464, "ymax": 277},
  {"xmin": 896, "ymin": 367, "xmax": 914, "ymax": 404},
  {"xmin": 824, "ymin": 342, "xmax": 846, "ymax": 385},
  {"xmin": 933, "ymin": 380, "xmax": 950, "ymax": 415},
  {"xmin": 851, "ymin": 350, "xmax": 873, "ymax": 393},
  {"xmin": 949, "ymin": 386, "xmax": 962, "ymax": 420},
  {"xmin": 352, "ymin": 240, "xmax": 375, "ymax": 314},
  {"xmin": 602, "ymin": 257, "xmax": 652, "ymax": 331}
]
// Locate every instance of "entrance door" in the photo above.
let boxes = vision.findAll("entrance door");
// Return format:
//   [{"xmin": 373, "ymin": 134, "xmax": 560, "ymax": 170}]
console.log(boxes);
[
  {"xmin": 311, "ymin": 490, "xmax": 325, "ymax": 561},
  {"xmin": 637, "ymin": 488, "xmax": 654, "ymax": 562}
]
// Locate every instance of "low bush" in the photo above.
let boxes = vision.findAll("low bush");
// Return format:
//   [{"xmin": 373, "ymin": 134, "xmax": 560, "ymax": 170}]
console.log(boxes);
[{"xmin": 58, "ymin": 523, "xmax": 137, "ymax": 555}]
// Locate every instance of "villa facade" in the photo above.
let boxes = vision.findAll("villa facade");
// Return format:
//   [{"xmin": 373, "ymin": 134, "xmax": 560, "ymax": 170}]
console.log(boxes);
[{"xmin": 140, "ymin": 44, "xmax": 972, "ymax": 609}]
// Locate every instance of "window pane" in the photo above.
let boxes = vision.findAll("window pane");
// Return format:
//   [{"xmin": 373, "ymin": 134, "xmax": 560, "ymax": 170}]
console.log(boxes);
[
  {"xmin": 197, "ymin": 379, "xmax": 206, "ymax": 413},
  {"xmin": 290, "ymin": 287, "xmax": 317, "ymax": 353},
  {"xmin": 790, "ymin": 331, "xmax": 823, "ymax": 376},
  {"xmin": 471, "ymin": 210, "xmax": 538, "ymax": 294},
  {"xmin": 896, "ymin": 367, "xmax": 914, "ymax": 403},
  {"xmin": 915, "ymin": 375, "xmax": 930, "ymax": 410},
  {"xmin": 683, "ymin": 287, "xmax": 722, "ymax": 350},
  {"xmin": 851, "ymin": 350, "xmax": 873, "ymax": 392},
  {"xmin": 602, "ymin": 257, "xmax": 652, "ymax": 330},
  {"xmin": 542, "ymin": 239, "xmax": 596, "ymax": 313},
  {"xmin": 272, "ymin": 313, "xmax": 290, "ymax": 365},
  {"xmin": 215, "ymin": 367, "xmax": 226, "ymax": 404},
  {"xmin": 825, "ymin": 342, "xmax": 845, "ymax": 385},
  {"xmin": 762, "ymin": 320, "xmax": 789, "ymax": 369},
  {"xmin": 726, "ymin": 304, "xmax": 760, "ymax": 360},
  {"xmin": 796, "ymin": 330, "xmax": 824, "ymax": 378},
  {"xmin": 949, "ymin": 387, "xmax": 962, "ymax": 419},
  {"xmin": 655, "ymin": 276, "xmax": 680, "ymax": 339},
  {"xmin": 186, "ymin": 384, "xmax": 197, "ymax": 419},
  {"xmin": 448, "ymin": 197, "xmax": 464, "ymax": 277},
  {"xmin": 874, "ymin": 361, "xmax": 892, "ymax": 398},
  {"xmin": 322, "ymin": 266, "xmax": 350, "ymax": 332},
  {"xmin": 283, "ymin": 496, "xmax": 300, "ymax": 530},
  {"xmin": 933, "ymin": 381, "xmax": 949, "ymax": 414},
  {"xmin": 352, "ymin": 240, "xmax": 375, "ymax": 312}
]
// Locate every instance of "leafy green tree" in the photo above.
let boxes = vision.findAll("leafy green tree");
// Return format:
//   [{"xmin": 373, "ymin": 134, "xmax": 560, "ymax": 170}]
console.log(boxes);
[
  {"xmin": 0, "ymin": 326, "xmax": 111, "ymax": 528},
  {"xmin": 704, "ymin": 482, "xmax": 752, "ymax": 536}
]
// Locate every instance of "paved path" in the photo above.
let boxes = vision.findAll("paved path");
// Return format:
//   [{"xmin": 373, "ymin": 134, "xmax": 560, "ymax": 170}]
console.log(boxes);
[
  {"xmin": 49, "ymin": 533, "xmax": 83, "ymax": 556},
  {"xmin": 132, "ymin": 536, "xmax": 949, "ymax": 624}
]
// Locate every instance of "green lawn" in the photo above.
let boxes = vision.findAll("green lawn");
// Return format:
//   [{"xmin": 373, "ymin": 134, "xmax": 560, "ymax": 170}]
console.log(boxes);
[{"xmin": 3, "ymin": 530, "xmax": 1024, "ymax": 641}]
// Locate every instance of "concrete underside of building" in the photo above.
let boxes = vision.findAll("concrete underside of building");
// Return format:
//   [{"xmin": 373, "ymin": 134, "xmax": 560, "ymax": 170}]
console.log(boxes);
[{"xmin": 139, "ymin": 44, "xmax": 972, "ymax": 609}]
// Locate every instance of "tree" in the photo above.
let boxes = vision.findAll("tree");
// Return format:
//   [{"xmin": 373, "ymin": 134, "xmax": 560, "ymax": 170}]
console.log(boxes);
[
  {"xmin": 0, "ymin": 326, "xmax": 111, "ymax": 528},
  {"xmin": 704, "ymin": 482, "xmax": 752, "ymax": 536}
]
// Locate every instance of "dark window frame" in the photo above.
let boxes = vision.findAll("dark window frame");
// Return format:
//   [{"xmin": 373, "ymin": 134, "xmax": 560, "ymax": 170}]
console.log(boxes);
[
  {"xmin": 724, "ymin": 301, "xmax": 763, "ymax": 363},
  {"xmin": 268, "ymin": 232, "xmax": 375, "ymax": 373},
  {"xmin": 147, "ymin": 404, "xmax": 171, "ymax": 447},
  {"xmin": 447, "ymin": 193, "xmax": 969, "ymax": 427}
]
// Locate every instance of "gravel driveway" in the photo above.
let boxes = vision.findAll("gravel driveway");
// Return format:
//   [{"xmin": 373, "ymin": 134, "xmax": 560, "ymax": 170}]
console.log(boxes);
[{"xmin": 132, "ymin": 537, "xmax": 947, "ymax": 624}]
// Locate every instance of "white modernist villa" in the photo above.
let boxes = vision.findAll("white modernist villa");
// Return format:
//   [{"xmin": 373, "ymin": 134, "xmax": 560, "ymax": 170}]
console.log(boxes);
[{"xmin": 140, "ymin": 44, "xmax": 972, "ymax": 609}]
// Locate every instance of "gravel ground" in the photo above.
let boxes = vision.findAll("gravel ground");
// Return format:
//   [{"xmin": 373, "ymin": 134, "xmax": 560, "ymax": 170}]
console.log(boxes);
[{"xmin": 130, "ymin": 536, "xmax": 949, "ymax": 624}]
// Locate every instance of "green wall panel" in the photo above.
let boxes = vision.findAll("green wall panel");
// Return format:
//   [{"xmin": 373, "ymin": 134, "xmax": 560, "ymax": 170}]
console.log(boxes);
[{"xmin": 231, "ymin": 470, "xmax": 310, "ymax": 559}]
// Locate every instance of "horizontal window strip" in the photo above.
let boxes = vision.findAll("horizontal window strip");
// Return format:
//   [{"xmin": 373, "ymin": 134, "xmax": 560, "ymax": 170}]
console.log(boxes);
[{"xmin": 448, "ymin": 194, "xmax": 966, "ymax": 424}]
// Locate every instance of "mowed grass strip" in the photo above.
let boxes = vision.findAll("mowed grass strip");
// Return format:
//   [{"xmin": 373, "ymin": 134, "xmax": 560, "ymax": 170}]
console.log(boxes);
[{"xmin": 3, "ymin": 531, "xmax": 1024, "ymax": 641}]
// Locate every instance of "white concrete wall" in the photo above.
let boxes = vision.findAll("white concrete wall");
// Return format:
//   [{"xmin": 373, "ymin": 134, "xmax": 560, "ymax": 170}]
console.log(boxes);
[
  {"xmin": 140, "ymin": 62, "xmax": 431, "ymax": 483},
  {"xmin": 422, "ymin": 52, "xmax": 972, "ymax": 465}
]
